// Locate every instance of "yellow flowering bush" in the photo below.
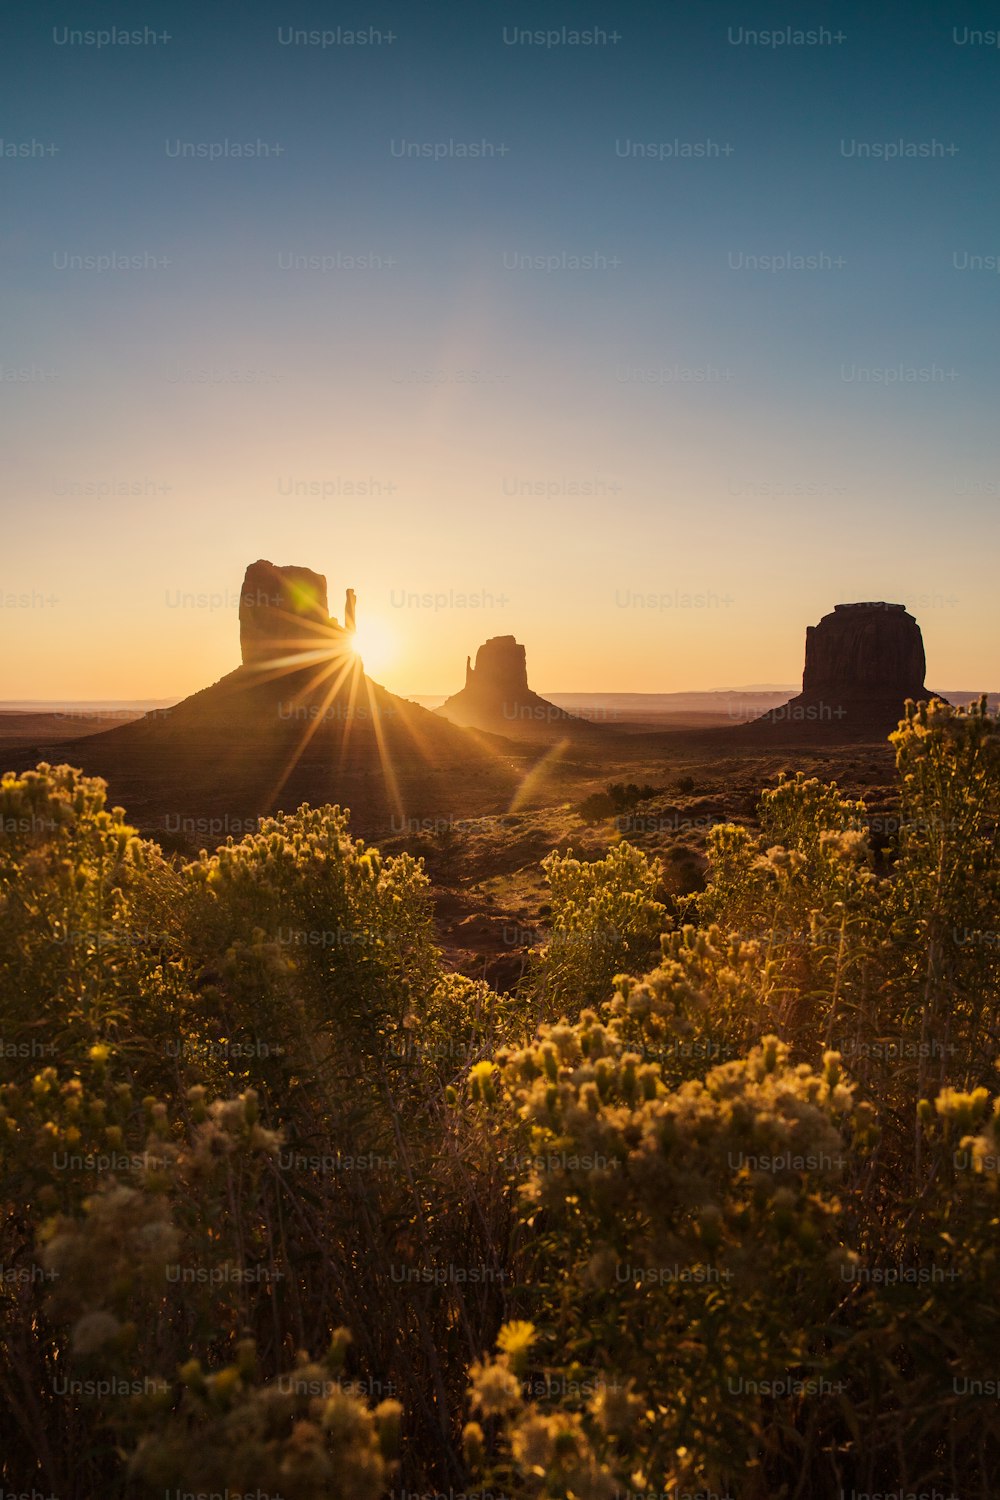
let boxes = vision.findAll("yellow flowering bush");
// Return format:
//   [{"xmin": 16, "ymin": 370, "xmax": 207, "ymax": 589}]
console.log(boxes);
[
  {"xmin": 532, "ymin": 842, "xmax": 667, "ymax": 1007},
  {"xmin": 467, "ymin": 1028, "xmax": 863, "ymax": 1496},
  {"xmin": 127, "ymin": 1341, "xmax": 401, "ymax": 1500}
]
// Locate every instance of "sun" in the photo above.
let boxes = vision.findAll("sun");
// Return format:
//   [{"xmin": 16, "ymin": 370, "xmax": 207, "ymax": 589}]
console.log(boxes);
[{"xmin": 349, "ymin": 616, "xmax": 396, "ymax": 677}]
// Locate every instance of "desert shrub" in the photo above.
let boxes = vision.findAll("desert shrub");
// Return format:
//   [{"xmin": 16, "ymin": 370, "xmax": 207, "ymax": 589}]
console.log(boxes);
[
  {"xmin": 179, "ymin": 801, "xmax": 440, "ymax": 1045},
  {"xmin": 127, "ymin": 1340, "xmax": 401, "ymax": 1500},
  {"xmin": 13, "ymin": 1080, "xmax": 398, "ymax": 1498},
  {"xmin": 887, "ymin": 697, "xmax": 1000, "ymax": 1088},
  {"xmin": 464, "ymin": 1014, "xmax": 1000, "ymax": 1496},
  {"xmin": 0, "ymin": 770, "xmax": 509, "ymax": 1497},
  {"xmin": 530, "ymin": 842, "xmax": 667, "ymax": 1009},
  {"xmin": 690, "ymin": 773, "xmax": 878, "ymax": 1048},
  {"xmin": 0, "ymin": 764, "xmax": 189, "ymax": 1075},
  {"xmin": 575, "ymin": 782, "xmax": 657, "ymax": 823},
  {"xmin": 461, "ymin": 700, "xmax": 1000, "ymax": 1498},
  {"xmin": 691, "ymin": 702, "xmax": 1000, "ymax": 1184},
  {"xmin": 465, "ymin": 1029, "xmax": 866, "ymax": 1498}
]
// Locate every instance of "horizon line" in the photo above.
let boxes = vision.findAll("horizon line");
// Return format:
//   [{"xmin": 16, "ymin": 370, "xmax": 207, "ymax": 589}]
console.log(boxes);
[{"xmin": 5, "ymin": 685, "xmax": 1000, "ymax": 714}]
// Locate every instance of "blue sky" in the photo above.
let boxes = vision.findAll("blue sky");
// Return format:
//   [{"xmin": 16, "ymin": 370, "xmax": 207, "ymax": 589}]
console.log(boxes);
[{"xmin": 2, "ymin": 0, "xmax": 998, "ymax": 696}]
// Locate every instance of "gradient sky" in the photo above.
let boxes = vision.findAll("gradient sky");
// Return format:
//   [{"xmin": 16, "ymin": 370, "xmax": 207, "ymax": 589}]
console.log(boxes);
[{"xmin": 2, "ymin": 0, "xmax": 998, "ymax": 699}]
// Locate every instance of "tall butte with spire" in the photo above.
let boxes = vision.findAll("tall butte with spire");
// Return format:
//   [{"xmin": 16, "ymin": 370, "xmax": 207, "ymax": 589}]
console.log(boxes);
[
  {"xmin": 437, "ymin": 634, "xmax": 595, "ymax": 737},
  {"xmin": 238, "ymin": 559, "xmax": 356, "ymax": 667},
  {"xmin": 61, "ymin": 560, "xmax": 517, "ymax": 842}
]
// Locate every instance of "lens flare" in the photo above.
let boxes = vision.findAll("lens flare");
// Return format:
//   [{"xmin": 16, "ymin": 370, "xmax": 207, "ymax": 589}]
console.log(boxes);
[{"xmin": 349, "ymin": 617, "xmax": 396, "ymax": 677}]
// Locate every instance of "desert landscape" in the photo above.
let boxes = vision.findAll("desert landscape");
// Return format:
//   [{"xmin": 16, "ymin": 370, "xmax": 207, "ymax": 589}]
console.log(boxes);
[
  {"xmin": 2, "ymin": 562, "xmax": 966, "ymax": 988},
  {"xmin": 3, "ymin": 563, "xmax": 998, "ymax": 1498},
  {"xmin": 4, "ymin": 5, "xmax": 1000, "ymax": 1498}
]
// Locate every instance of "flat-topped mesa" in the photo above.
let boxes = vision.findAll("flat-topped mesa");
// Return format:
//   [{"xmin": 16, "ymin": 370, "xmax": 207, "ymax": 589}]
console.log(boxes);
[
  {"xmin": 746, "ymin": 600, "xmax": 943, "ymax": 740},
  {"xmin": 437, "ymin": 633, "xmax": 591, "ymax": 737},
  {"xmin": 239, "ymin": 559, "xmax": 355, "ymax": 666},
  {"xmin": 802, "ymin": 602, "xmax": 927, "ymax": 699}
]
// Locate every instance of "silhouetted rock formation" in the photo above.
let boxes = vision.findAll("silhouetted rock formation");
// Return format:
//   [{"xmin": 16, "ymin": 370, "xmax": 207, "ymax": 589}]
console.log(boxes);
[
  {"xmin": 803, "ymin": 603, "xmax": 926, "ymax": 700},
  {"xmin": 746, "ymin": 602, "xmax": 944, "ymax": 740},
  {"xmin": 56, "ymin": 562, "xmax": 519, "ymax": 844},
  {"xmin": 437, "ymin": 635, "xmax": 593, "ymax": 738},
  {"xmin": 239, "ymin": 560, "xmax": 349, "ymax": 666},
  {"xmin": 468, "ymin": 637, "xmax": 529, "ymax": 698}
]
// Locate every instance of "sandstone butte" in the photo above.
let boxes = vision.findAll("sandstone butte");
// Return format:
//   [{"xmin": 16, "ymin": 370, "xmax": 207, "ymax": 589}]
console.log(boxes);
[
  {"xmin": 746, "ymin": 602, "xmax": 945, "ymax": 738},
  {"xmin": 437, "ymin": 635, "xmax": 598, "ymax": 738}
]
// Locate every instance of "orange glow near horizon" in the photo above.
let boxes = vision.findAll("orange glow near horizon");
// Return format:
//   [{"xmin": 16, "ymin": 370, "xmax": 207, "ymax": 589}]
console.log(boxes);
[{"xmin": 2, "ymin": 515, "xmax": 997, "ymax": 704}]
